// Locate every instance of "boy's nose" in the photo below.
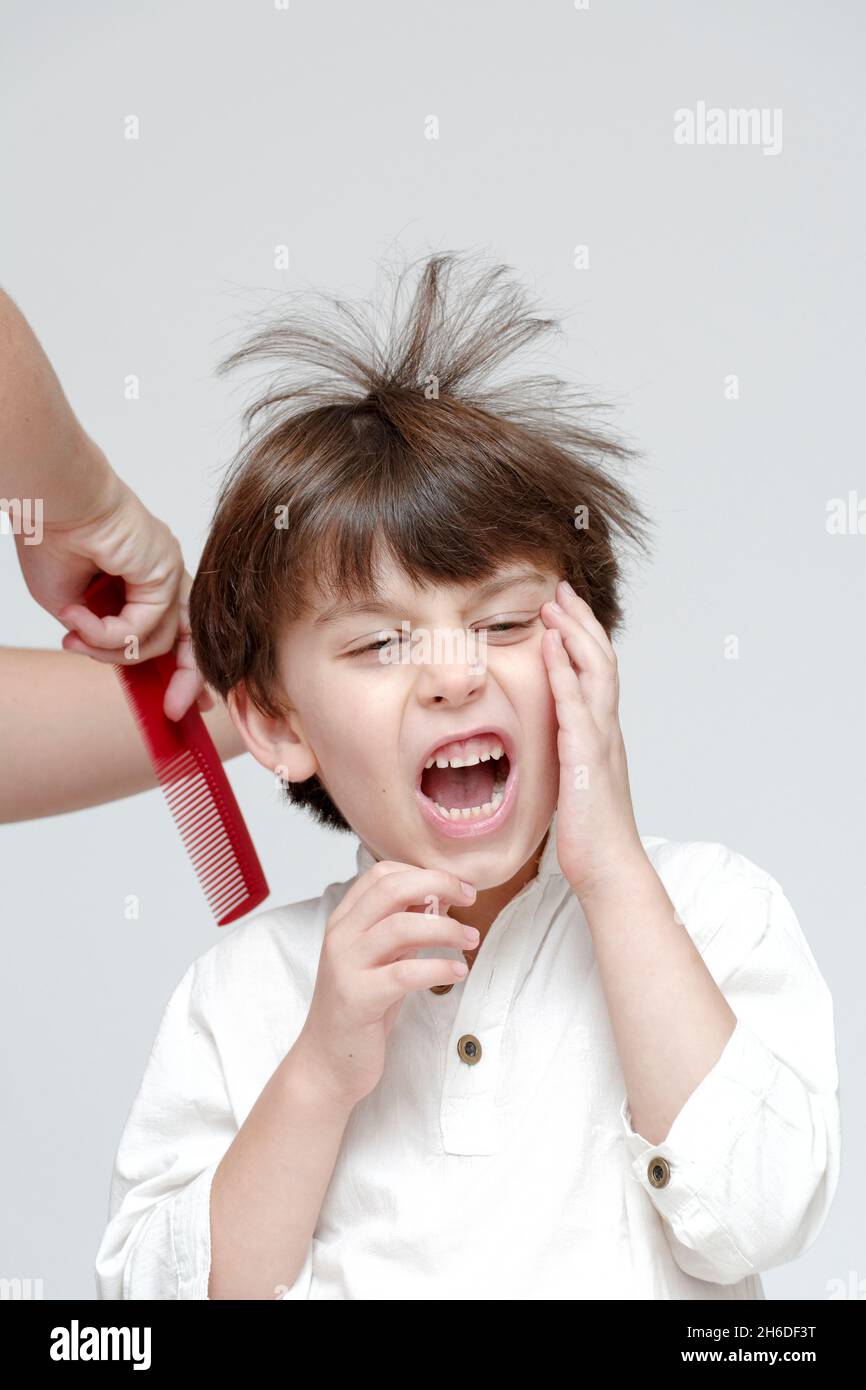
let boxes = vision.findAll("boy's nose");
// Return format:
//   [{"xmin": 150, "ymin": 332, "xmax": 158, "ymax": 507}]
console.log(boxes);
[{"xmin": 415, "ymin": 655, "xmax": 486, "ymax": 705}]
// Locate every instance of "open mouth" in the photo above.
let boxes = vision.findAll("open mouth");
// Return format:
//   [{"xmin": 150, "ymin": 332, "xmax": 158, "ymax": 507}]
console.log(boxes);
[{"xmin": 416, "ymin": 731, "xmax": 514, "ymax": 824}]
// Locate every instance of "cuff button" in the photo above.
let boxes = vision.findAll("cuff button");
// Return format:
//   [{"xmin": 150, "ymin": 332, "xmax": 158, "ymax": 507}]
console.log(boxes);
[{"xmin": 647, "ymin": 1156, "xmax": 671, "ymax": 1188}]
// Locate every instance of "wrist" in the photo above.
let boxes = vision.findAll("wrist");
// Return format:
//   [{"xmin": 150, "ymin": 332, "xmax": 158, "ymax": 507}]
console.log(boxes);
[
  {"xmin": 45, "ymin": 432, "xmax": 124, "ymax": 529},
  {"xmin": 280, "ymin": 1036, "xmax": 361, "ymax": 1120},
  {"xmin": 569, "ymin": 839, "xmax": 654, "ymax": 917},
  {"xmin": 74, "ymin": 434, "xmax": 125, "ymax": 522}
]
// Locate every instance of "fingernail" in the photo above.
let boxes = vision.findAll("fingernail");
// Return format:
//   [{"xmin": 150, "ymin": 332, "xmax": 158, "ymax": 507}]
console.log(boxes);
[
  {"xmin": 460, "ymin": 881, "xmax": 476, "ymax": 900},
  {"xmin": 548, "ymin": 601, "xmax": 564, "ymax": 615},
  {"xmin": 464, "ymin": 926, "xmax": 480, "ymax": 945},
  {"xmin": 560, "ymin": 580, "xmax": 575, "ymax": 598}
]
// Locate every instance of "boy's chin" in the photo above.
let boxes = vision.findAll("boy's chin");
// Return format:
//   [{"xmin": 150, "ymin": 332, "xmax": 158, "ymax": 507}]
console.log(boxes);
[{"xmin": 413, "ymin": 819, "xmax": 548, "ymax": 890}]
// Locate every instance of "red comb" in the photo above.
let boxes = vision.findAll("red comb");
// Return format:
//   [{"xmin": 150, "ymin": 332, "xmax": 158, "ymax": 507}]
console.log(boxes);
[{"xmin": 83, "ymin": 572, "xmax": 269, "ymax": 926}]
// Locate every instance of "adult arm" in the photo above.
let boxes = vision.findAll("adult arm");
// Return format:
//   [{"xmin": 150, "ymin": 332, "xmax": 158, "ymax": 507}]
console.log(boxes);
[{"xmin": 0, "ymin": 647, "xmax": 244, "ymax": 823}]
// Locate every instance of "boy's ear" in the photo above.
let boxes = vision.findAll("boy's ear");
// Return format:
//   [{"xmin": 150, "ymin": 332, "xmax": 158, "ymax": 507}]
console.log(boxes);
[{"xmin": 226, "ymin": 683, "xmax": 318, "ymax": 784}]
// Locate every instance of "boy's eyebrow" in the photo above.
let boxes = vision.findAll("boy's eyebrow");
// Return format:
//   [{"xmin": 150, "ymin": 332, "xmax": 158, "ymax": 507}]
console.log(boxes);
[{"xmin": 314, "ymin": 566, "xmax": 551, "ymax": 626}]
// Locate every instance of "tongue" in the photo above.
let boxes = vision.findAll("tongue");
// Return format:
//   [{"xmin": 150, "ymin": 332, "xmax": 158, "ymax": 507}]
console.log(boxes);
[{"xmin": 423, "ymin": 760, "xmax": 497, "ymax": 810}]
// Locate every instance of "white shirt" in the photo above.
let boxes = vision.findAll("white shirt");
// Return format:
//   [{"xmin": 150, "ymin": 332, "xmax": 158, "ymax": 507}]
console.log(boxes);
[{"xmin": 94, "ymin": 810, "xmax": 841, "ymax": 1300}]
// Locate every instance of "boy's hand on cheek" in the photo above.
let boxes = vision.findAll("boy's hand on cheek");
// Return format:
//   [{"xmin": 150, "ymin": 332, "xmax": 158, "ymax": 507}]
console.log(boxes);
[{"xmin": 541, "ymin": 580, "xmax": 646, "ymax": 903}]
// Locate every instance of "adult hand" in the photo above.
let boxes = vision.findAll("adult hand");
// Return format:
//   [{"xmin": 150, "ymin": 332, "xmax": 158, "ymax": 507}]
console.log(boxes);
[
  {"xmin": 15, "ymin": 455, "xmax": 210, "ymax": 719},
  {"xmin": 1, "ymin": 288, "xmax": 208, "ymax": 719}
]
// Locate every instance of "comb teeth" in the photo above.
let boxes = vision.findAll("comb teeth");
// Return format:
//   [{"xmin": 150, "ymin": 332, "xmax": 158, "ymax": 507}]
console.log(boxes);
[
  {"xmin": 159, "ymin": 749, "xmax": 255, "ymax": 923},
  {"xmin": 112, "ymin": 643, "xmax": 268, "ymax": 927}
]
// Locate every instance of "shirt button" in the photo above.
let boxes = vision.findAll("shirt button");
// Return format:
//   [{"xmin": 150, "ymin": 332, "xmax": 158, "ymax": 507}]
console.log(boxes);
[
  {"xmin": 457, "ymin": 1034, "xmax": 482, "ymax": 1064},
  {"xmin": 647, "ymin": 1156, "xmax": 671, "ymax": 1188},
  {"xmin": 430, "ymin": 982, "xmax": 454, "ymax": 994}
]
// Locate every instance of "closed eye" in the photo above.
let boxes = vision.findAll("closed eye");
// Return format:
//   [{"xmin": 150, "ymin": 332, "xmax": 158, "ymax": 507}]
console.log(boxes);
[
  {"xmin": 350, "ymin": 619, "xmax": 536, "ymax": 656},
  {"xmin": 353, "ymin": 635, "xmax": 398, "ymax": 654},
  {"xmin": 482, "ymin": 621, "xmax": 534, "ymax": 634}
]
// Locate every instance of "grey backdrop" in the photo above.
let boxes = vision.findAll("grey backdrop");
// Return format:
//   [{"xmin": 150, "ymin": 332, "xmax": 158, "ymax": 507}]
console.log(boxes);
[{"xmin": 1, "ymin": 0, "xmax": 862, "ymax": 1300}]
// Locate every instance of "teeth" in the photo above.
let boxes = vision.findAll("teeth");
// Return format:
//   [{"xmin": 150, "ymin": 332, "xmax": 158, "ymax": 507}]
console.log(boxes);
[
  {"xmin": 420, "ymin": 735, "xmax": 510, "ymax": 821},
  {"xmin": 432, "ymin": 779, "xmax": 506, "ymax": 821},
  {"xmin": 424, "ymin": 739, "xmax": 505, "ymax": 771}
]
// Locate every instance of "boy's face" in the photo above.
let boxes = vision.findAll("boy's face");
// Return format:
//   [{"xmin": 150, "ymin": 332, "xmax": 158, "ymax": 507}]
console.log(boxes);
[{"xmin": 234, "ymin": 555, "xmax": 562, "ymax": 891}]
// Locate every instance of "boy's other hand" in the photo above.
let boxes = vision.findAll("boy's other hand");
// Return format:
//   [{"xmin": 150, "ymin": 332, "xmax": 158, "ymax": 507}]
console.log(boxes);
[{"xmin": 293, "ymin": 862, "xmax": 479, "ymax": 1109}]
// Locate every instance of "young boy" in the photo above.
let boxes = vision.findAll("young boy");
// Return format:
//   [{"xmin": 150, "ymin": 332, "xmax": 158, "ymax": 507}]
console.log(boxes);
[{"xmin": 94, "ymin": 251, "xmax": 841, "ymax": 1300}]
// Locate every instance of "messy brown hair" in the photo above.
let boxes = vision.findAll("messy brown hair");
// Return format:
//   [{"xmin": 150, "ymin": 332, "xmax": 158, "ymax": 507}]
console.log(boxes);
[{"xmin": 190, "ymin": 248, "xmax": 654, "ymax": 833}]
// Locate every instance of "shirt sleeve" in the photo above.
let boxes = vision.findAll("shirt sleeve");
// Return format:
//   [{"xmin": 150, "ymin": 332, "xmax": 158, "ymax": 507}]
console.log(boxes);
[
  {"xmin": 94, "ymin": 960, "xmax": 314, "ymax": 1301},
  {"xmin": 618, "ymin": 866, "xmax": 842, "ymax": 1286}
]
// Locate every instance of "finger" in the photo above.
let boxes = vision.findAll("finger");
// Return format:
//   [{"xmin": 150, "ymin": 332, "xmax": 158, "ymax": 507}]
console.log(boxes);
[
  {"xmin": 354, "ymin": 868, "xmax": 476, "ymax": 936},
  {"xmin": 59, "ymin": 604, "xmax": 168, "ymax": 661},
  {"xmin": 541, "ymin": 627, "xmax": 594, "ymax": 740},
  {"xmin": 60, "ymin": 631, "xmax": 131, "ymax": 664},
  {"xmin": 541, "ymin": 600, "xmax": 610, "ymax": 674},
  {"xmin": 368, "ymin": 955, "xmax": 469, "ymax": 1011},
  {"xmin": 356, "ymin": 911, "xmax": 474, "ymax": 968},
  {"xmin": 162, "ymin": 583, "xmax": 206, "ymax": 718},
  {"xmin": 541, "ymin": 603, "xmax": 618, "ymax": 719},
  {"xmin": 62, "ymin": 624, "xmax": 208, "ymax": 717},
  {"xmin": 329, "ymin": 860, "xmax": 408, "ymax": 929},
  {"xmin": 58, "ymin": 560, "xmax": 188, "ymax": 658},
  {"xmin": 56, "ymin": 600, "xmax": 178, "ymax": 653},
  {"xmin": 185, "ymin": 582, "xmax": 216, "ymax": 712},
  {"xmin": 330, "ymin": 864, "xmax": 475, "ymax": 933},
  {"xmin": 557, "ymin": 583, "xmax": 616, "ymax": 662},
  {"xmin": 60, "ymin": 608, "xmax": 179, "ymax": 665},
  {"xmin": 163, "ymin": 664, "xmax": 205, "ymax": 721},
  {"xmin": 57, "ymin": 604, "xmax": 134, "ymax": 649}
]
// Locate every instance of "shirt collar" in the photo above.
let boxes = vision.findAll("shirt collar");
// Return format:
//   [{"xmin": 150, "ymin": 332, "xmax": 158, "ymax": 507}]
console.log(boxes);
[{"xmin": 354, "ymin": 807, "xmax": 562, "ymax": 884}]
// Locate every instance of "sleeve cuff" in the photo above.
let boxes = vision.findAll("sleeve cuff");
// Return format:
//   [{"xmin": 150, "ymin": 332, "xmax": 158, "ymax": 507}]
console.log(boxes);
[
  {"xmin": 618, "ymin": 1015, "xmax": 781, "ymax": 1274},
  {"xmin": 171, "ymin": 1161, "xmax": 220, "ymax": 1300}
]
